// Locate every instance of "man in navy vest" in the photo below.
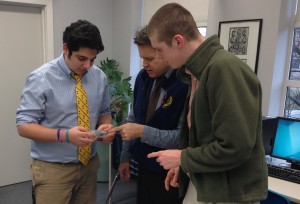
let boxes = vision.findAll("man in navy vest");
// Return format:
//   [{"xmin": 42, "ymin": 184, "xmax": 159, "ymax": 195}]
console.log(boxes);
[{"xmin": 111, "ymin": 26, "xmax": 188, "ymax": 204}]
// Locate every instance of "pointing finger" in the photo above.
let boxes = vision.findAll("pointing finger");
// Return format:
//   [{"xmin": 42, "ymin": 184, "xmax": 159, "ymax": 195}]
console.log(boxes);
[
  {"xmin": 147, "ymin": 152, "xmax": 159, "ymax": 158},
  {"xmin": 110, "ymin": 126, "xmax": 122, "ymax": 133}
]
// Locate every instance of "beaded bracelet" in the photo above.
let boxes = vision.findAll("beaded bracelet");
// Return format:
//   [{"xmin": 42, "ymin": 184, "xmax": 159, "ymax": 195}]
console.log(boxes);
[
  {"xmin": 57, "ymin": 129, "xmax": 61, "ymax": 142},
  {"xmin": 66, "ymin": 129, "xmax": 70, "ymax": 143}
]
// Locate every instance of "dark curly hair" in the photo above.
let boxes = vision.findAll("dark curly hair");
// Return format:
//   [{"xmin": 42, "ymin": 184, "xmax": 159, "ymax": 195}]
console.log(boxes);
[{"xmin": 63, "ymin": 20, "xmax": 104, "ymax": 58}]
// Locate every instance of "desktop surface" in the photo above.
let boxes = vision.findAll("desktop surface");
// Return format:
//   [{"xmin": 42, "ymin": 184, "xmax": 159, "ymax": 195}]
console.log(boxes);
[
  {"xmin": 267, "ymin": 156, "xmax": 300, "ymax": 203},
  {"xmin": 268, "ymin": 176, "xmax": 300, "ymax": 203}
]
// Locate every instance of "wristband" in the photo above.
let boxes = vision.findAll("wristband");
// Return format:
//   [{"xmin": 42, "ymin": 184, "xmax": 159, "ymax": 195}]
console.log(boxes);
[
  {"xmin": 60, "ymin": 129, "xmax": 65, "ymax": 142},
  {"xmin": 57, "ymin": 129, "xmax": 61, "ymax": 142},
  {"xmin": 66, "ymin": 129, "xmax": 70, "ymax": 143}
]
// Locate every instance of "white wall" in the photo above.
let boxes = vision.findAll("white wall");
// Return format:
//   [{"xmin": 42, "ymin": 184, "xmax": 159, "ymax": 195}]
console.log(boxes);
[
  {"xmin": 112, "ymin": 0, "xmax": 143, "ymax": 83},
  {"xmin": 207, "ymin": 0, "xmax": 294, "ymax": 116},
  {"xmin": 53, "ymin": 0, "xmax": 113, "ymax": 61},
  {"xmin": 143, "ymin": 0, "xmax": 209, "ymax": 25}
]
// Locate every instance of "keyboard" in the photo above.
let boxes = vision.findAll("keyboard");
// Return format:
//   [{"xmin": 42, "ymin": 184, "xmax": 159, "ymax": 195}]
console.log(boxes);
[{"xmin": 268, "ymin": 164, "xmax": 300, "ymax": 184}]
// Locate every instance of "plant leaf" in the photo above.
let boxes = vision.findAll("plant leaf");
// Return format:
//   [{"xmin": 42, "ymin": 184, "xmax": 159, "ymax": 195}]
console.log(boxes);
[{"xmin": 97, "ymin": 58, "xmax": 133, "ymax": 125}]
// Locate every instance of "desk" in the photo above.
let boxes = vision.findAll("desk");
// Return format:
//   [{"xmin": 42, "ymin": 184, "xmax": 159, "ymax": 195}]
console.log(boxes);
[{"xmin": 268, "ymin": 176, "xmax": 300, "ymax": 203}]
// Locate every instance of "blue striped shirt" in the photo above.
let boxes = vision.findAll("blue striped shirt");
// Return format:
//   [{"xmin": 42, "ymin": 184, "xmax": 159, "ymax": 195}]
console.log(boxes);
[{"xmin": 16, "ymin": 54, "xmax": 111, "ymax": 163}]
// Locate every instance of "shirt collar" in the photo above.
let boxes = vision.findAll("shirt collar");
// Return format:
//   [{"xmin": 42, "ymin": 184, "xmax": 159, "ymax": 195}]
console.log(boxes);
[
  {"xmin": 58, "ymin": 53, "xmax": 73, "ymax": 77},
  {"xmin": 164, "ymin": 69, "xmax": 173, "ymax": 79},
  {"xmin": 58, "ymin": 53, "xmax": 88, "ymax": 78}
]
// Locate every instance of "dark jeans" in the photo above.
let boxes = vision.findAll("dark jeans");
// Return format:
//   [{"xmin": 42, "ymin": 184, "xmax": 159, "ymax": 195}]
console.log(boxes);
[{"xmin": 136, "ymin": 169, "xmax": 183, "ymax": 204}]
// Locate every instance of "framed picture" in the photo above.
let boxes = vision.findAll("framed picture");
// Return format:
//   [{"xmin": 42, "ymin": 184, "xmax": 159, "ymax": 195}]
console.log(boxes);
[{"xmin": 218, "ymin": 19, "xmax": 263, "ymax": 74}]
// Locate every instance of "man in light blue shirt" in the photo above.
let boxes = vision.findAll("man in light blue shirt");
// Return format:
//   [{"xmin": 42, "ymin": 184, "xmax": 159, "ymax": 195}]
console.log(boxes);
[{"xmin": 16, "ymin": 20, "xmax": 114, "ymax": 204}]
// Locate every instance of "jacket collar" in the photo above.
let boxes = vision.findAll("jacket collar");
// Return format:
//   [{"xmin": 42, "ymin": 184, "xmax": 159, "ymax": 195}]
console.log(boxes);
[{"xmin": 177, "ymin": 35, "xmax": 223, "ymax": 83}]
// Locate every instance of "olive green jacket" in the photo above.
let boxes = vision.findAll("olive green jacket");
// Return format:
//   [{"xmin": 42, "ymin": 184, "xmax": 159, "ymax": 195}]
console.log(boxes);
[{"xmin": 177, "ymin": 35, "xmax": 268, "ymax": 202}]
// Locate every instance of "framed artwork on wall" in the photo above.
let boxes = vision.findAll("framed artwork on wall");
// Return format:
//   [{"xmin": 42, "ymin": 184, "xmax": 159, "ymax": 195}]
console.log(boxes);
[{"xmin": 218, "ymin": 19, "xmax": 263, "ymax": 74}]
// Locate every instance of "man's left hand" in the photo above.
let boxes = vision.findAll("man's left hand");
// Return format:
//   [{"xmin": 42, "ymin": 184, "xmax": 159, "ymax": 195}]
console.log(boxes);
[{"xmin": 98, "ymin": 124, "xmax": 115, "ymax": 143}]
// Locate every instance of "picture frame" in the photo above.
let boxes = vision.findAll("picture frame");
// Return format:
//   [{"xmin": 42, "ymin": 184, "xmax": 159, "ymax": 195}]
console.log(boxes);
[{"xmin": 218, "ymin": 19, "xmax": 263, "ymax": 74}]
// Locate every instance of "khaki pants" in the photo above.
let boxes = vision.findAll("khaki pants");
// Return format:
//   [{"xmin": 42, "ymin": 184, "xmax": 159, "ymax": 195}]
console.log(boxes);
[
  {"xmin": 31, "ymin": 155, "xmax": 100, "ymax": 204},
  {"xmin": 183, "ymin": 181, "xmax": 260, "ymax": 204}
]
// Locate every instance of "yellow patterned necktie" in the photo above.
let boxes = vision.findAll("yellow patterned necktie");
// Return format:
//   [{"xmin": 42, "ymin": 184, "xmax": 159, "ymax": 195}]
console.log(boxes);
[{"xmin": 70, "ymin": 73, "xmax": 91, "ymax": 165}]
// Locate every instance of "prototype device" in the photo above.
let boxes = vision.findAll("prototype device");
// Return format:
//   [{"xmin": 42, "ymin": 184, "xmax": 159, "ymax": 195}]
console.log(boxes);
[{"xmin": 89, "ymin": 130, "xmax": 107, "ymax": 138}]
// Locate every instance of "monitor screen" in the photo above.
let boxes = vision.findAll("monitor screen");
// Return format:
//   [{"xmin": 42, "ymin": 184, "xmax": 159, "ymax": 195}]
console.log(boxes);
[{"xmin": 271, "ymin": 117, "xmax": 300, "ymax": 163}]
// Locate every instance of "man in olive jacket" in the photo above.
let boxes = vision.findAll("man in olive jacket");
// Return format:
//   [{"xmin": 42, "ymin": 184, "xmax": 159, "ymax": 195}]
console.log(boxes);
[{"xmin": 147, "ymin": 3, "xmax": 268, "ymax": 204}]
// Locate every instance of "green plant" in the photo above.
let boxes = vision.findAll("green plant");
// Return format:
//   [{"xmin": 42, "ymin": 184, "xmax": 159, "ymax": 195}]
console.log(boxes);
[{"xmin": 98, "ymin": 58, "xmax": 133, "ymax": 126}]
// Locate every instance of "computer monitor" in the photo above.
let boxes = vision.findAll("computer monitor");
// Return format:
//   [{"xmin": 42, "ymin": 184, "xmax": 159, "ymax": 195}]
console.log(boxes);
[
  {"xmin": 262, "ymin": 116, "xmax": 278, "ymax": 155},
  {"xmin": 271, "ymin": 117, "xmax": 300, "ymax": 170}
]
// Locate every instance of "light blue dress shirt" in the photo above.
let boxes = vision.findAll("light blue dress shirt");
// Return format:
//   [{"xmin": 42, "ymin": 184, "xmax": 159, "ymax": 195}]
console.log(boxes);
[{"xmin": 16, "ymin": 54, "xmax": 111, "ymax": 163}]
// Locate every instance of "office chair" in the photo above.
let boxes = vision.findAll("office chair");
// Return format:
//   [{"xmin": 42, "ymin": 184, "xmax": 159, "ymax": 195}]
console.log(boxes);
[{"xmin": 260, "ymin": 190, "xmax": 290, "ymax": 204}]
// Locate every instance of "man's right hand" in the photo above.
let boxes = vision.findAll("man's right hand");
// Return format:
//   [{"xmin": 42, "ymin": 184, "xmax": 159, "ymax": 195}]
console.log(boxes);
[
  {"xmin": 118, "ymin": 162, "xmax": 131, "ymax": 182},
  {"xmin": 110, "ymin": 123, "xmax": 145, "ymax": 141},
  {"xmin": 68, "ymin": 126, "xmax": 97, "ymax": 146}
]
